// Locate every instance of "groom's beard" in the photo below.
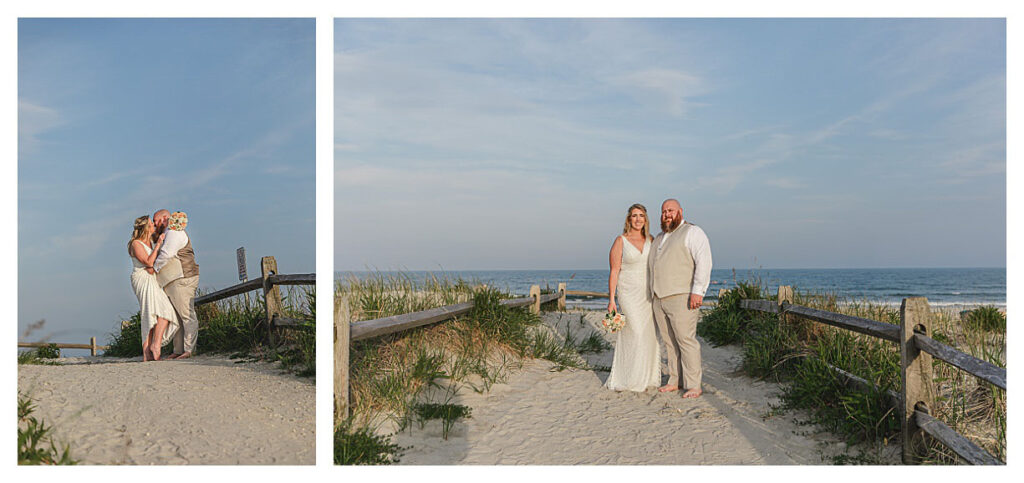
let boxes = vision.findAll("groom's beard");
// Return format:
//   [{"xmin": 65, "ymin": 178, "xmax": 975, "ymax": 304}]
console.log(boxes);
[{"xmin": 661, "ymin": 216, "xmax": 681, "ymax": 233}]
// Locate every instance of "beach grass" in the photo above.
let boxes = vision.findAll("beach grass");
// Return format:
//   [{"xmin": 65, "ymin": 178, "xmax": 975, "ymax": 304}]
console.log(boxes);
[
  {"xmin": 334, "ymin": 272, "xmax": 596, "ymax": 464},
  {"xmin": 18, "ymin": 393, "xmax": 76, "ymax": 465},
  {"xmin": 104, "ymin": 286, "xmax": 316, "ymax": 377},
  {"xmin": 18, "ymin": 344, "xmax": 63, "ymax": 366},
  {"xmin": 698, "ymin": 279, "xmax": 1006, "ymax": 464}
]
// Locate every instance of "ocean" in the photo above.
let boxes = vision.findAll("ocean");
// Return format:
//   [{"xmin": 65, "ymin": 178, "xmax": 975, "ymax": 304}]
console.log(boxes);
[{"xmin": 335, "ymin": 267, "xmax": 1007, "ymax": 311}]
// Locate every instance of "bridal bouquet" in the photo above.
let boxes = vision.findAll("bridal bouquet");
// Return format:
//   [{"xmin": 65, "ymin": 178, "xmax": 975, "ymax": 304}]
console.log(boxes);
[{"xmin": 603, "ymin": 310, "xmax": 626, "ymax": 333}]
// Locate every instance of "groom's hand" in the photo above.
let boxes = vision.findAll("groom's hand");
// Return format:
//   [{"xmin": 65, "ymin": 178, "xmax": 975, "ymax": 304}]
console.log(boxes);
[{"xmin": 688, "ymin": 294, "xmax": 703, "ymax": 310}]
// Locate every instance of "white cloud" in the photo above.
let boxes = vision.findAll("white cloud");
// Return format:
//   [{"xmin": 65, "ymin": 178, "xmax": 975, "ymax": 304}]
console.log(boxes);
[
  {"xmin": 18, "ymin": 100, "xmax": 62, "ymax": 155},
  {"xmin": 616, "ymin": 68, "xmax": 705, "ymax": 117}
]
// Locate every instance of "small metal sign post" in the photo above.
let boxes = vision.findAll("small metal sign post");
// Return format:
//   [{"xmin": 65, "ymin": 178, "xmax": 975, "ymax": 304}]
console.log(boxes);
[
  {"xmin": 237, "ymin": 247, "xmax": 249, "ymax": 305},
  {"xmin": 236, "ymin": 247, "xmax": 248, "ymax": 282}
]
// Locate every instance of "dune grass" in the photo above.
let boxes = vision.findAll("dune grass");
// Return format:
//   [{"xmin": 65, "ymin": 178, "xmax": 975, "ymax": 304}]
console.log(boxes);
[
  {"xmin": 334, "ymin": 272, "xmax": 597, "ymax": 465},
  {"xmin": 18, "ymin": 393, "xmax": 75, "ymax": 465},
  {"xmin": 104, "ymin": 286, "xmax": 316, "ymax": 377},
  {"xmin": 698, "ymin": 279, "xmax": 1006, "ymax": 464}
]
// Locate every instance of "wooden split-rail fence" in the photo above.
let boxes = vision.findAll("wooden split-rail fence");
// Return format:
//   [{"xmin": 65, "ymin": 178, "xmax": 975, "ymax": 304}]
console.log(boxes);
[
  {"xmin": 740, "ymin": 286, "xmax": 1005, "ymax": 465},
  {"xmin": 17, "ymin": 256, "xmax": 314, "ymax": 356},
  {"xmin": 192, "ymin": 256, "xmax": 315, "ymax": 345},
  {"xmin": 334, "ymin": 283, "xmax": 567, "ymax": 420}
]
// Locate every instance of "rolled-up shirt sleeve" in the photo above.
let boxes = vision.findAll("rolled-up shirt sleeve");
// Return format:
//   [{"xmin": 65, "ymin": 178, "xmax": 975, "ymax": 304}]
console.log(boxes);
[
  {"xmin": 686, "ymin": 226, "xmax": 713, "ymax": 296},
  {"xmin": 154, "ymin": 231, "xmax": 188, "ymax": 272}
]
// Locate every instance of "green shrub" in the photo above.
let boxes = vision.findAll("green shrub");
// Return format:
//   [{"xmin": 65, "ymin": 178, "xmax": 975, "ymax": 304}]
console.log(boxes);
[
  {"xmin": 965, "ymin": 306, "xmax": 1005, "ymax": 333},
  {"xmin": 334, "ymin": 420, "xmax": 404, "ymax": 465},
  {"xmin": 35, "ymin": 344, "xmax": 60, "ymax": 359}
]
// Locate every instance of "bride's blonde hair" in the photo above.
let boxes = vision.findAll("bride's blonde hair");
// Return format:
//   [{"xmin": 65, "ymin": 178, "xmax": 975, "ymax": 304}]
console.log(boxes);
[
  {"xmin": 127, "ymin": 215, "xmax": 151, "ymax": 253},
  {"xmin": 622, "ymin": 203, "xmax": 652, "ymax": 240}
]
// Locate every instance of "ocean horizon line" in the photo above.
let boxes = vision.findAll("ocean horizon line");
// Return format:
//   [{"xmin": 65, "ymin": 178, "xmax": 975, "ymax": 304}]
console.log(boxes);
[{"xmin": 336, "ymin": 266, "xmax": 1006, "ymax": 273}]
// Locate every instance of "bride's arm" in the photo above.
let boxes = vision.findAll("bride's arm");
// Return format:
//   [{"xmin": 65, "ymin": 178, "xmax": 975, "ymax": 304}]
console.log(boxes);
[
  {"xmin": 130, "ymin": 235, "xmax": 164, "ymax": 268},
  {"xmin": 607, "ymin": 237, "xmax": 622, "ymax": 313}
]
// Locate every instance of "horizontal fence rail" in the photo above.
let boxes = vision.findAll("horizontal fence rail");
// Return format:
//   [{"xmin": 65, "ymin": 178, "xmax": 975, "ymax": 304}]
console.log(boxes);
[
  {"xmin": 350, "ymin": 292, "xmax": 561, "ymax": 342},
  {"xmin": 913, "ymin": 333, "xmax": 1006, "ymax": 390},
  {"xmin": 914, "ymin": 410, "xmax": 1003, "ymax": 466},
  {"xmin": 337, "ymin": 283, "xmax": 565, "ymax": 419},
  {"xmin": 18, "ymin": 339, "xmax": 108, "ymax": 357},
  {"xmin": 740, "ymin": 287, "xmax": 1004, "ymax": 465}
]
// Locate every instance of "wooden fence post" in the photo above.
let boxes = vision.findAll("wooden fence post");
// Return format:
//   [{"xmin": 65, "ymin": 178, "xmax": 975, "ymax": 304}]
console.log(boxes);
[
  {"xmin": 529, "ymin": 285, "xmax": 541, "ymax": 314},
  {"xmin": 90, "ymin": 337, "xmax": 97, "ymax": 356},
  {"xmin": 900, "ymin": 297, "xmax": 935, "ymax": 464},
  {"xmin": 557, "ymin": 282, "xmax": 566, "ymax": 311},
  {"xmin": 335, "ymin": 296, "xmax": 350, "ymax": 421},
  {"xmin": 777, "ymin": 285, "xmax": 793, "ymax": 322},
  {"xmin": 261, "ymin": 256, "xmax": 284, "ymax": 345}
]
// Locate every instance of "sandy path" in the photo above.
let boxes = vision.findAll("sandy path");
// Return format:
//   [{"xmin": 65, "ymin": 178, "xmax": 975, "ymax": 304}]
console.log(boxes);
[
  {"xmin": 18, "ymin": 355, "xmax": 314, "ymax": 465},
  {"xmin": 392, "ymin": 311, "xmax": 892, "ymax": 465}
]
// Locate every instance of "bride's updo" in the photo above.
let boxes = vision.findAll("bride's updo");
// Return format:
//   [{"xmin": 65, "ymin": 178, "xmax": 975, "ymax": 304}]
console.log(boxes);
[
  {"xmin": 128, "ymin": 215, "xmax": 150, "ymax": 252},
  {"xmin": 621, "ymin": 203, "xmax": 652, "ymax": 240}
]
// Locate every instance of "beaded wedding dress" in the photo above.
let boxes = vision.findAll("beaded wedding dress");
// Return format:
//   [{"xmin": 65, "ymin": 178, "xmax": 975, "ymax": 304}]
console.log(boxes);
[
  {"xmin": 604, "ymin": 236, "xmax": 661, "ymax": 392},
  {"xmin": 130, "ymin": 241, "xmax": 179, "ymax": 350}
]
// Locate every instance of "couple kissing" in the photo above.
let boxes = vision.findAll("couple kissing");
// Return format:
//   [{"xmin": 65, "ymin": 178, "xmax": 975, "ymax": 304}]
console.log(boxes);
[{"xmin": 127, "ymin": 209, "xmax": 200, "ymax": 361}]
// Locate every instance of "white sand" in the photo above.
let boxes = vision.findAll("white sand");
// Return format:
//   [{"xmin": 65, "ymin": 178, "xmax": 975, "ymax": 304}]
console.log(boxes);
[
  {"xmin": 390, "ymin": 311, "xmax": 898, "ymax": 465},
  {"xmin": 18, "ymin": 355, "xmax": 314, "ymax": 465}
]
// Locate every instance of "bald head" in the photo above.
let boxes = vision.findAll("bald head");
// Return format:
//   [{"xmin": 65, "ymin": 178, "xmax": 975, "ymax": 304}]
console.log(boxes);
[
  {"xmin": 660, "ymin": 198, "xmax": 683, "ymax": 232},
  {"xmin": 153, "ymin": 209, "xmax": 171, "ymax": 233}
]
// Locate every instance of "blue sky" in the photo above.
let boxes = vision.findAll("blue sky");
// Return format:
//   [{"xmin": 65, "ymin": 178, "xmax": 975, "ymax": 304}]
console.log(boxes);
[
  {"xmin": 335, "ymin": 18, "xmax": 1005, "ymax": 272},
  {"xmin": 19, "ymin": 18, "xmax": 315, "ymax": 346}
]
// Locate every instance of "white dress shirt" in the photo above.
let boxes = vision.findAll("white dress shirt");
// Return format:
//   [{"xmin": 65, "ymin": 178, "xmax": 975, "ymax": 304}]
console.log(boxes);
[
  {"xmin": 154, "ymin": 230, "xmax": 189, "ymax": 272},
  {"xmin": 657, "ymin": 220, "xmax": 713, "ymax": 296}
]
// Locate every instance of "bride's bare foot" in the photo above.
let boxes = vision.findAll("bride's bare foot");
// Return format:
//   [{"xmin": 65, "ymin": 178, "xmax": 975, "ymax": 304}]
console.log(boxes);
[
  {"xmin": 151, "ymin": 346, "xmax": 162, "ymax": 361},
  {"xmin": 682, "ymin": 388, "xmax": 702, "ymax": 398},
  {"xmin": 658, "ymin": 385, "xmax": 679, "ymax": 393}
]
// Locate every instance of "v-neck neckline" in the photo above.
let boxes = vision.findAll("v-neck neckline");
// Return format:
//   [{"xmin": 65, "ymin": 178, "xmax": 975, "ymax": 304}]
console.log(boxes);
[{"xmin": 623, "ymin": 235, "xmax": 647, "ymax": 255}]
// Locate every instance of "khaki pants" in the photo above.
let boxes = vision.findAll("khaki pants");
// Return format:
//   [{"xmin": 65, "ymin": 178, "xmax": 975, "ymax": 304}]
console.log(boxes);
[
  {"xmin": 165, "ymin": 275, "xmax": 200, "ymax": 354},
  {"xmin": 653, "ymin": 293, "xmax": 702, "ymax": 390}
]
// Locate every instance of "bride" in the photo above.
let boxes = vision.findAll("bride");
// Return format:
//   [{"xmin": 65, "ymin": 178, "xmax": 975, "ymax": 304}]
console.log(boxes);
[
  {"xmin": 128, "ymin": 215, "xmax": 179, "ymax": 361},
  {"xmin": 604, "ymin": 203, "xmax": 661, "ymax": 392}
]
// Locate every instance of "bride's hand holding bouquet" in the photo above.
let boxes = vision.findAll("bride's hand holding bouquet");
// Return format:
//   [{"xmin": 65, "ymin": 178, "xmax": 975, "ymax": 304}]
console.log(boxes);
[{"xmin": 603, "ymin": 309, "xmax": 626, "ymax": 333}]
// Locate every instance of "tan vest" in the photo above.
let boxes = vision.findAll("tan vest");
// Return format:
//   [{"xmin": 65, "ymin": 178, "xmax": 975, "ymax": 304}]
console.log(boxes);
[
  {"xmin": 648, "ymin": 223, "xmax": 695, "ymax": 299},
  {"xmin": 156, "ymin": 236, "xmax": 199, "ymax": 288},
  {"xmin": 178, "ymin": 238, "xmax": 199, "ymax": 278}
]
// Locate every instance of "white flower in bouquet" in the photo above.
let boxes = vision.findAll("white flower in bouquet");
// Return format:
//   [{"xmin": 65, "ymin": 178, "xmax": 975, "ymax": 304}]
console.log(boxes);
[{"xmin": 603, "ymin": 310, "xmax": 626, "ymax": 333}]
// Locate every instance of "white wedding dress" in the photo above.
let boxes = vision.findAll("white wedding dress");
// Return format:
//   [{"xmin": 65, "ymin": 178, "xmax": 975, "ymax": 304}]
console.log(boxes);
[
  {"xmin": 130, "ymin": 241, "xmax": 178, "ymax": 349},
  {"xmin": 605, "ymin": 235, "xmax": 661, "ymax": 392}
]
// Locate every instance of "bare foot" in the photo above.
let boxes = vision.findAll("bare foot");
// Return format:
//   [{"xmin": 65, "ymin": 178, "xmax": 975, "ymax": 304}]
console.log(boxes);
[
  {"xmin": 169, "ymin": 352, "xmax": 191, "ymax": 360},
  {"xmin": 143, "ymin": 350, "xmax": 152, "ymax": 362},
  {"xmin": 682, "ymin": 388, "xmax": 702, "ymax": 398},
  {"xmin": 658, "ymin": 385, "xmax": 679, "ymax": 393},
  {"xmin": 151, "ymin": 346, "xmax": 162, "ymax": 361}
]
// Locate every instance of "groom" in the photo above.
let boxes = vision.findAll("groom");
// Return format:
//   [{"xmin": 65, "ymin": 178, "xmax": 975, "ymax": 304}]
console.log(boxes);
[
  {"xmin": 648, "ymin": 199, "xmax": 712, "ymax": 398},
  {"xmin": 152, "ymin": 209, "xmax": 200, "ymax": 359}
]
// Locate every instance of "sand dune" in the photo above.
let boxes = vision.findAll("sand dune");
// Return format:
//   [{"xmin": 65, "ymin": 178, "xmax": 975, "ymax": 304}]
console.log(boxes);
[
  {"xmin": 391, "ymin": 311, "xmax": 898, "ymax": 465},
  {"xmin": 18, "ymin": 355, "xmax": 314, "ymax": 465}
]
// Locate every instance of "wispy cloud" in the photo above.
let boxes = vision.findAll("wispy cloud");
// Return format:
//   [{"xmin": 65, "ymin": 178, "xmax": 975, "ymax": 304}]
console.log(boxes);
[
  {"xmin": 616, "ymin": 68, "xmax": 705, "ymax": 117},
  {"xmin": 18, "ymin": 100, "xmax": 62, "ymax": 155}
]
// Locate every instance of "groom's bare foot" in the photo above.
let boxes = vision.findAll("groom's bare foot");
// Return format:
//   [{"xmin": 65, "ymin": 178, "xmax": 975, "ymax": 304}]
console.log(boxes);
[
  {"xmin": 170, "ymin": 352, "xmax": 191, "ymax": 360},
  {"xmin": 658, "ymin": 385, "xmax": 679, "ymax": 393},
  {"xmin": 681, "ymin": 388, "xmax": 702, "ymax": 398}
]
